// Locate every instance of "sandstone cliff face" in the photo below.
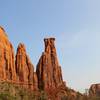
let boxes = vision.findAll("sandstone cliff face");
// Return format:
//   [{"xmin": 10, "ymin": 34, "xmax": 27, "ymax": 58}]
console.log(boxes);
[
  {"xmin": 89, "ymin": 84, "xmax": 100, "ymax": 96},
  {"xmin": 0, "ymin": 26, "xmax": 64, "ymax": 92},
  {"xmin": 0, "ymin": 26, "xmax": 85, "ymax": 100},
  {"xmin": 36, "ymin": 38, "xmax": 64, "ymax": 90},
  {"xmin": 0, "ymin": 27, "xmax": 16, "ymax": 81},
  {"xmin": 15, "ymin": 43, "xmax": 38, "ymax": 90}
]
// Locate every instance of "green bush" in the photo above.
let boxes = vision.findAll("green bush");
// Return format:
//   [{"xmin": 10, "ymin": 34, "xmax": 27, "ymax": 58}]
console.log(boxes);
[
  {"xmin": 39, "ymin": 91, "xmax": 47, "ymax": 100},
  {"xmin": 0, "ymin": 93, "xmax": 16, "ymax": 100}
]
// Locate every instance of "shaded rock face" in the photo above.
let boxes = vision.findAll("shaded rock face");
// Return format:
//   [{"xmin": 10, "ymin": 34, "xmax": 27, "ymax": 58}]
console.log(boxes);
[
  {"xmin": 89, "ymin": 84, "xmax": 100, "ymax": 96},
  {"xmin": 36, "ymin": 38, "xmax": 64, "ymax": 90},
  {"xmin": 15, "ymin": 43, "xmax": 38, "ymax": 90},
  {"xmin": 0, "ymin": 27, "xmax": 16, "ymax": 80}
]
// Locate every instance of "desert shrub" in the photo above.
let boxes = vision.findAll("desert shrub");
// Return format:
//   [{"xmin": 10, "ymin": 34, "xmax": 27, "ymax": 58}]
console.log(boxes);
[
  {"xmin": 88, "ymin": 96, "xmax": 100, "ymax": 100},
  {"xmin": 61, "ymin": 95, "xmax": 68, "ymax": 100},
  {"xmin": 0, "ymin": 93, "xmax": 16, "ymax": 100},
  {"xmin": 39, "ymin": 91, "xmax": 47, "ymax": 100}
]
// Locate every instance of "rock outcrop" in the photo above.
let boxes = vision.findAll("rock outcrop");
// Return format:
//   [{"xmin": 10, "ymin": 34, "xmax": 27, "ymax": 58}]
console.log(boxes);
[
  {"xmin": 89, "ymin": 84, "xmax": 100, "ymax": 97},
  {"xmin": 0, "ymin": 27, "xmax": 16, "ymax": 81},
  {"xmin": 0, "ymin": 26, "xmax": 85, "ymax": 100},
  {"xmin": 36, "ymin": 38, "xmax": 64, "ymax": 90},
  {"xmin": 15, "ymin": 43, "xmax": 38, "ymax": 90}
]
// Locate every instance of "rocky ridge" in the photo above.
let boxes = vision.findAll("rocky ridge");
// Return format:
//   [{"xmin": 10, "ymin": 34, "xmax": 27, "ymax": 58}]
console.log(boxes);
[
  {"xmin": 0, "ymin": 27, "xmax": 65, "ymax": 92},
  {"xmin": 0, "ymin": 26, "xmax": 87, "ymax": 100}
]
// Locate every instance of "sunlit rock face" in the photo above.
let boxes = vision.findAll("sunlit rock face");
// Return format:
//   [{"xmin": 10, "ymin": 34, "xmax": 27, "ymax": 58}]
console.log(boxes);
[
  {"xmin": 15, "ymin": 43, "xmax": 38, "ymax": 90},
  {"xmin": 0, "ymin": 27, "xmax": 85, "ymax": 100},
  {"xmin": 0, "ymin": 27, "xmax": 16, "ymax": 81},
  {"xmin": 0, "ymin": 27, "xmax": 64, "ymax": 92},
  {"xmin": 36, "ymin": 38, "xmax": 64, "ymax": 90},
  {"xmin": 0, "ymin": 26, "xmax": 38, "ymax": 90}
]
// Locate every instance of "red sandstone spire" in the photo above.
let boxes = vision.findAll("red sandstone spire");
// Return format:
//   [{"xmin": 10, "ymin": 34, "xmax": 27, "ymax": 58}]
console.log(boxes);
[
  {"xmin": 0, "ymin": 26, "xmax": 16, "ymax": 81},
  {"xmin": 36, "ymin": 38, "xmax": 64, "ymax": 90},
  {"xmin": 15, "ymin": 43, "xmax": 38, "ymax": 90}
]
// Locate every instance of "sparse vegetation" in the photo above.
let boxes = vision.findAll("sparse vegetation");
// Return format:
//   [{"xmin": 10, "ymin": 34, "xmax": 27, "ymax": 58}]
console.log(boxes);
[
  {"xmin": 39, "ymin": 91, "xmax": 47, "ymax": 100},
  {"xmin": 0, "ymin": 82, "xmax": 100, "ymax": 100},
  {"xmin": 0, "ymin": 82, "xmax": 49, "ymax": 100}
]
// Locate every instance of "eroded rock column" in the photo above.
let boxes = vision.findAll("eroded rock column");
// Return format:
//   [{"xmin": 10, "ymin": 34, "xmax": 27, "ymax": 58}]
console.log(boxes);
[
  {"xmin": 15, "ymin": 43, "xmax": 38, "ymax": 90},
  {"xmin": 36, "ymin": 38, "xmax": 64, "ymax": 90}
]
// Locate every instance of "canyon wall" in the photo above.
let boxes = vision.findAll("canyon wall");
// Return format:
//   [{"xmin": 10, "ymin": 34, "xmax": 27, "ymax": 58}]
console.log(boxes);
[{"xmin": 0, "ymin": 26, "xmax": 87, "ymax": 100}]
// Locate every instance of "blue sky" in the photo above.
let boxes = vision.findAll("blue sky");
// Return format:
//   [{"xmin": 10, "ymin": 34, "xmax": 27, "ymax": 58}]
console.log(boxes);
[{"xmin": 0, "ymin": 0, "xmax": 100, "ymax": 92}]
